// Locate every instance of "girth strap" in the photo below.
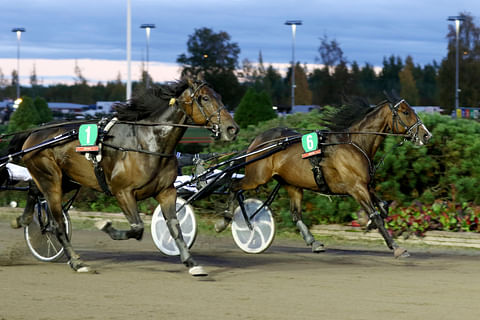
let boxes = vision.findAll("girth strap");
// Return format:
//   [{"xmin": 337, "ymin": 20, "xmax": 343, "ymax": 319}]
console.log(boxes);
[
  {"xmin": 94, "ymin": 161, "xmax": 112, "ymax": 196},
  {"xmin": 308, "ymin": 155, "xmax": 333, "ymax": 195},
  {"xmin": 84, "ymin": 117, "xmax": 118, "ymax": 196}
]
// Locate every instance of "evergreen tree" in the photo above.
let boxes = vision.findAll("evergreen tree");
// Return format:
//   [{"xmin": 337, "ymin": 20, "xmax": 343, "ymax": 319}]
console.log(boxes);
[
  {"xmin": 357, "ymin": 63, "xmax": 381, "ymax": 101},
  {"xmin": 234, "ymin": 88, "xmax": 276, "ymax": 128},
  {"xmin": 288, "ymin": 63, "xmax": 312, "ymax": 105},
  {"xmin": 33, "ymin": 97, "xmax": 53, "ymax": 124},
  {"xmin": 438, "ymin": 12, "xmax": 480, "ymax": 113},
  {"xmin": 399, "ymin": 56, "xmax": 420, "ymax": 105},
  {"xmin": 8, "ymin": 96, "xmax": 40, "ymax": 132},
  {"xmin": 379, "ymin": 55, "xmax": 403, "ymax": 94}
]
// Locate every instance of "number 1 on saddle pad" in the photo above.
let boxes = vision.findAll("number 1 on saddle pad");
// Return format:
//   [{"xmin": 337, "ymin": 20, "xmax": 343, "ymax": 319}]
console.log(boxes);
[
  {"xmin": 301, "ymin": 132, "xmax": 322, "ymax": 158},
  {"xmin": 76, "ymin": 124, "xmax": 99, "ymax": 152}
]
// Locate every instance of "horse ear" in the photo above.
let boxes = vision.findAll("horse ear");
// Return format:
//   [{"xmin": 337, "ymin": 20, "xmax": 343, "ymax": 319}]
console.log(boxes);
[
  {"xmin": 383, "ymin": 90, "xmax": 395, "ymax": 103},
  {"xmin": 196, "ymin": 72, "xmax": 205, "ymax": 82},
  {"xmin": 390, "ymin": 90, "xmax": 401, "ymax": 102},
  {"xmin": 184, "ymin": 76, "xmax": 194, "ymax": 88}
]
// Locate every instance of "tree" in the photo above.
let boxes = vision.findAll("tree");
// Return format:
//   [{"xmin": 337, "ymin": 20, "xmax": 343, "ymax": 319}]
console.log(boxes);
[
  {"xmin": 234, "ymin": 88, "xmax": 276, "ymax": 128},
  {"xmin": 0, "ymin": 68, "xmax": 8, "ymax": 89},
  {"xmin": 286, "ymin": 63, "xmax": 312, "ymax": 105},
  {"xmin": 258, "ymin": 65, "xmax": 288, "ymax": 109},
  {"xmin": 308, "ymin": 67, "xmax": 331, "ymax": 106},
  {"xmin": 399, "ymin": 56, "xmax": 420, "ymax": 105},
  {"xmin": 33, "ymin": 97, "xmax": 52, "ymax": 124},
  {"xmin": 438, "ymin": 12, "xmax": 480, "ymax": 113},
  {"xmin": 177, "ymin": 27, "xmax": 242, "ymax": 109},
  {"xmin": 316, "ymin": 34, "xmax": 345, "ymax": 74},
  {"xmin": 8, "ymin": 96, "xmax": 40, "ymax": 132},
  {"xmin": 379, "ymin": 55, "xmax": 403, "ymax": 94},
  {"xmin": 11, "ymin": 70, "xmax": 18, "ymax": 87},
  {"xmin": 30, "ymin": 63, "xmax": 38, "ymax": 87}
]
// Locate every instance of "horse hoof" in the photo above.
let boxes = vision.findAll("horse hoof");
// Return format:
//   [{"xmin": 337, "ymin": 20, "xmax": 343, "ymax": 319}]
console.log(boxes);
[
  {"xmin": 311, "ymin": 241, "xmax": 325, "ymax": 253},
  {"xmin": 76, "ymin": 266, "xmax": 91, "ymax": 273},
  {"xmin": 214, "ymin": 218, "xmax": 229, "ymax": 233},
  {"xmin": 68, "ymin": 260, "xmax": 92, "ymax": 273},
  {"xmin": 10, "ymin": 218, "xmax": 22, "ymax": 229},
  {"xmin": 189, "ymin": 266, "xmax": 208, "ymax": 277},
  {"xmin": 394, "ymin": 247, "xmax": 410, "ymax": 258},
  {"xmin": 95, "ymin": 220, "xmax": 112, "ymax": 231}
]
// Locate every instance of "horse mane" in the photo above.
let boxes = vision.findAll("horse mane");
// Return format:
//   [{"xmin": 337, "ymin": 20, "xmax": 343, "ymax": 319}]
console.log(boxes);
[
  {"xmin": 321, "ymin": 96, "xmax": 375, "ymax": 131},
  {"xmin": 114, "ymin": 80, "xmax": 189, "ymax": 121}
]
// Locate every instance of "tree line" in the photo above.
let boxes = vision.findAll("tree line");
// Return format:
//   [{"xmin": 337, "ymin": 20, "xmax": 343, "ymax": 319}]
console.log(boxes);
[{"xmin": 1, "ymin": 12, "xmax": 479, "ymax": 116}]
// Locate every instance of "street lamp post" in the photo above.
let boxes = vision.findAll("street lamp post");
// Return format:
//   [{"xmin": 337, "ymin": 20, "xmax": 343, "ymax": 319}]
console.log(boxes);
[
  {"xmin": 11, "ymin": 27, "xmax": 26, "ymax": 99},
  {"xmin": 285, "ymin": 20, "xmax": 302, "ymax": 110},
  {"xmin": 448, "ymin": 16, "xmax": 465, "ymax": 110},
  {"xmin": 140, "ymin": 23, "xmax": 156, "ymax": 88},
  {"xmin": 126, "ymin": 0, "xmax": 132, "ymax": 101}
]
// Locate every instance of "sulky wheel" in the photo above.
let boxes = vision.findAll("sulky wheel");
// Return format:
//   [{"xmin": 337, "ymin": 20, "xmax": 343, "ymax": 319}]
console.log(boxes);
[
  {"xmin": 24, "ymin": 200, "xmax": 71, "ymax": 262},
  {"xmin": 231, "ymin": 198, "xmax": 275, "ymax": 254},
  {"xmin": 151, "ymin": 197, "xmax": 197, "ymax": 256}
]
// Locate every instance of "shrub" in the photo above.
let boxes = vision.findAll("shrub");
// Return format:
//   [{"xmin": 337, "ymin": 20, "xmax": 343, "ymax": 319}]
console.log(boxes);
[{"xmin": 234, "ymin": 88, "xmax": 277, "ymax": 128}]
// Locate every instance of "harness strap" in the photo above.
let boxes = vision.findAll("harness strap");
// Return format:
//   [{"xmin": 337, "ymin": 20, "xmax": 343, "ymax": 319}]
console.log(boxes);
[{"xmin": 84, "ymin": 117, "xmax": 118, "ymax": 196}]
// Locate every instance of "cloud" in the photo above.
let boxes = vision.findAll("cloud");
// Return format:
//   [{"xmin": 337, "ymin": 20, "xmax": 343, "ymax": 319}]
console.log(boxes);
[{"xmin": 0, "ymin": 58, "xmax": 181, "ymax": 86}]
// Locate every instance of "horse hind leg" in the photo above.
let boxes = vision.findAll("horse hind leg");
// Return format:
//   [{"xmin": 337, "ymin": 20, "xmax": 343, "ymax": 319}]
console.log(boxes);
[
  {"xmin": 26, "ymin": 158, "xmax": 90, "ymax": 272},
  {"xmin": 284, "ymin": 184, "xmax": 325, "ymax": 253},
  {"xmin": 10, "ymin": 181, "xmax": 39, "ymax": 229},
  {"xmin": 215, "ymin": 164, "xmax": 274, "ymax": 233},
  {"xmin": 47, "ymin": 186, "xmax": 90, "ymax": 271}
]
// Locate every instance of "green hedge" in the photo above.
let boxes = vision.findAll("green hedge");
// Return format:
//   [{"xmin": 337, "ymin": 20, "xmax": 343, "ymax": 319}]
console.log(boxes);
[{"xmin": 3, "ymin": 111, "xmax": 479, "ymax": 234}]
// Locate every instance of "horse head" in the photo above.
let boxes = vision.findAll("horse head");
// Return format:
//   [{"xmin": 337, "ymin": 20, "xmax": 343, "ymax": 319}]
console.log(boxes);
[
  {"xmin": 384, "ymin": 95, "xmax": 432, "ymax": 146},
  {"xmin": 178, "ymin": 78, "xmax": 239, "ymax": 141}
]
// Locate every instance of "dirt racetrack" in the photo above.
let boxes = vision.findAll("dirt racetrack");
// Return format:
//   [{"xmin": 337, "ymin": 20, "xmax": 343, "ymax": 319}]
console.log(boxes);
[{"xmin": 1, "ymin": 220, "xmax": 479, "ymax": 320}]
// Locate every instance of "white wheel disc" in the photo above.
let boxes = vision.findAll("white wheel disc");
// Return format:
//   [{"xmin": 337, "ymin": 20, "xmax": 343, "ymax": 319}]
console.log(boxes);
[
  {"xmin": 231, "ymin": 198, "xmax": 275, "ymax": 254},
  {"xmin": 24, "ymin": 201, "xmax": 71, "ymax": 262},
  {"xmin": 151, "ymin": 197, "xmax": 197, "ymax": 256}
]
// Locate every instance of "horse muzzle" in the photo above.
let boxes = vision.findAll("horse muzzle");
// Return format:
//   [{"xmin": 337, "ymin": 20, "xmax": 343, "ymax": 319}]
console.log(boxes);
[
  {"xmin": 411, "ymin": 123, "xmax": 432, "ymax": 146},
  {"xmin": 212, "ymin": 123, "xmax": 239, "ymax": 142}
]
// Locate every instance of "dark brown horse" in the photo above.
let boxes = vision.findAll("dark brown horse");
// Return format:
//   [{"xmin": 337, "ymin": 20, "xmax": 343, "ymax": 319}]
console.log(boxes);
[
  {"xmin": 217, "ymin": 97, "xmax": 431, "ymax": 257},
  {"xmin": 10, "ymin": 78, "xmax": 239, "ymax": 275}
]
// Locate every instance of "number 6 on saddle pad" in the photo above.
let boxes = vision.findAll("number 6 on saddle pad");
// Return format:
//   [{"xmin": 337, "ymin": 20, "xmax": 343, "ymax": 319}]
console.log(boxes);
[{"xmin": 301, "ymin": 132, "xmax": 322, "ymax": 158}]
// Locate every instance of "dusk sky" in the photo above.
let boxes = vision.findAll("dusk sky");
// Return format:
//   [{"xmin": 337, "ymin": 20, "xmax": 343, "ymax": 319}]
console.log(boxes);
[{"xmin": 0, "ymin": 0, "xmax": 478, "ymax": 85}]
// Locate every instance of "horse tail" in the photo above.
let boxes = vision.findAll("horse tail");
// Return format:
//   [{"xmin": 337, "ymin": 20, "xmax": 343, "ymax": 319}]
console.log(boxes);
[{"xmin": 6, "ymin": 131, "xmax": 31, "ymax": 157}]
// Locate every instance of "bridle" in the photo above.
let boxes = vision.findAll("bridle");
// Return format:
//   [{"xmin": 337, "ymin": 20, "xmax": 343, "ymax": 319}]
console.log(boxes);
[
  {"xmin": 180, "ymin": 82, "xmax": 227, "ymax": 138},
  {"xmin": 388, "ymin": 99, "xmax": 424, "ymax": 143}
]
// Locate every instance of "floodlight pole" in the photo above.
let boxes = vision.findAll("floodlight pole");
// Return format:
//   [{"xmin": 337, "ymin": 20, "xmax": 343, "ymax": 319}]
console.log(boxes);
[
  {"xmin": 126, "ymin": 0, "xmax": 132, "ymax": 101},
  {"xmin": 448, "ymin": 16, "xmax": 465, "ymax": 110},
  {"xmin": 140, "ymin": 24, "xmax": 156, "ymax": 88},
  {"xmin": 12, "ymin": 27, "xmax": 25, "ymax": 99},
  {"xmin": 285, "ymin": 20, "xmax": 302, "ymax": 110}
]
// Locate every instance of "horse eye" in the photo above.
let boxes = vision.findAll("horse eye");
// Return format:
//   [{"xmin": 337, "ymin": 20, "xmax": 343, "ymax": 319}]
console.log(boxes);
[
  {"xmin": 202, "ymin": 95, "xmax": 209, "ymax": 102},
  {"xmin": 403, "ymin": 111, "xmax": 409, "ymax": 116}
]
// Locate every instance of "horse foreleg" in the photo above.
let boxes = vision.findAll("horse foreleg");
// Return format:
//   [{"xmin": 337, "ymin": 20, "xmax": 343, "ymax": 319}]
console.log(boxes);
[
  {"xmin": 352, "ymin": 187, "xmax": 409, "ymax": 258},
  {"xmin": 284, "ymin": 185, "xmax": 325, "ymax": 253},
  {"xmin": 96, "ymin": 190, "xmax": 144, "ymax": 240},
  {"xmin": 370, "ymin": 191, "xmax": 389, "ymax": 218},
  {"xmin": 156, "ymin": 188, "xmax": 207, "ymax": 277}
]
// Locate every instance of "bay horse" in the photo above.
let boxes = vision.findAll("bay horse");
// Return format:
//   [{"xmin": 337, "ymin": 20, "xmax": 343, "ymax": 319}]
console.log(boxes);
[
  {"xmin": 10, "ymin": 78, "xmax": 239, "ymax": 275},
  {"xmin": 217, "ymin": 96, "xmax": 431, "ymax": 257}
]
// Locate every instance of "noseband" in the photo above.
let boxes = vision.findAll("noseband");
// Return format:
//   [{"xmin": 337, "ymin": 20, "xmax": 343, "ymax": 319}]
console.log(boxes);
[{"xmin": 388, "ymin": 99, "xmax": 423, "ymax": 142}]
